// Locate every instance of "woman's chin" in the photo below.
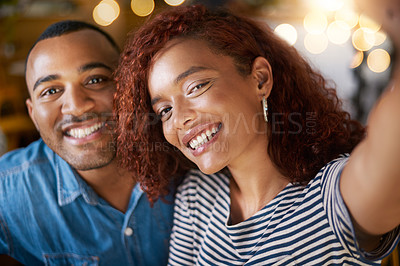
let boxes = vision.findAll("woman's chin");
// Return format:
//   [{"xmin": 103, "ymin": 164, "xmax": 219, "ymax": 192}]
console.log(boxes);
[{"xmin": 196, "ymin": 163, "xmax": 224, "ymax": 175}]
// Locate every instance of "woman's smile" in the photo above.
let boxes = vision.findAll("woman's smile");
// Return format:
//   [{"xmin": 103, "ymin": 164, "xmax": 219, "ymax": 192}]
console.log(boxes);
[{"xmin": 182, "ymin": 122, "xmax": 222, "ymax": 156}]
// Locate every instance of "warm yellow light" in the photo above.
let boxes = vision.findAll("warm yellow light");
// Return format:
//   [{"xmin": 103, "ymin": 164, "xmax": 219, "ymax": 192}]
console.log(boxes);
[
  {"xmin": 359, "ymin": 13, "xmax": 381, "ymax": 32},
  {"xmin": 319, "ymin": 0, "xmax": 344, "ymax": 11},
  {"xmin": 327, "ymin": 21, "xmax": 350, "ymax": 45},
  {"xmin": 164, "ymin": 0, "xmax": 185, "ymax": 6},
  {"xmin": 367, "ymin": 49, "xmax": 390, "ymax": 73},
  {"xmin": 304, "ymin": 33, "xmax": 328, "ymax": 54},
  {"xmin": 131, "ymin": 0, "xmax": 155, "ymax": 17},
  {"xmin": 304, "ymin": 12, "xmax": 328, "ymax": 34},
  {"xmin": 335, "ymin": 8, "xmax": 359, "ymax": 29},
  {"xmin": 274, "ymin": 24, "xmax": 298, "ymax": 46},
  {"xmin": 373, "ymin": 31, "xmax": 387, "ymax": 46},
  {"xmin": 350, "ymin": 51, "xmax": 364, "ymax": 68},
  {"xmin": 93, "ymin": 0, "xmax": 120, "ymax": 26},
  {"xmin": 352, "ymin": 28, "xmax": 375, "ymax": 51}
]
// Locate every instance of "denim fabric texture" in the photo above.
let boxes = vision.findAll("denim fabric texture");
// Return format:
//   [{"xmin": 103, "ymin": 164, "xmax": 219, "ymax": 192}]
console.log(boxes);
[{"xmin": 0, "ymin": 139, "xmax": 174, "ymax": 266}]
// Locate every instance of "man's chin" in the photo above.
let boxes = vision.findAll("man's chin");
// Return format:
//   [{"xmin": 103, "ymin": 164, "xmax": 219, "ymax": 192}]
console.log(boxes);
[
  {"xmin": 55, "ymin": 147, "xmax": 116, "ymax": 171},
  {"xmin": 42, "ymin": 135, "xmax": 116, "ymax": 171},
  {"xmin": 71, "ymin": 156, "xmax": 115, "ymax": 171}
]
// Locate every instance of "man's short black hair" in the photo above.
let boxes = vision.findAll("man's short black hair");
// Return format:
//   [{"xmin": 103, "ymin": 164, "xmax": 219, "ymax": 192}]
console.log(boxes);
[{"xmin": 25, "ymin": 20, "xmax": 120, "ymax": 75}]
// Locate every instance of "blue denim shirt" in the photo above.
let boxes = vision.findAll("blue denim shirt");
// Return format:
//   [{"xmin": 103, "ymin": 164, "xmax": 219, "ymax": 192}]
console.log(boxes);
[{"xmin": 0, "ymin": 139, "xmax": 174, "ymax": 265}]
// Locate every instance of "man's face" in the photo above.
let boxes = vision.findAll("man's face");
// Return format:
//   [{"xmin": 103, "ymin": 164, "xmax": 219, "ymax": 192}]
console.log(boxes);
[{"xmin": 25, "ymin": 29, "xmax": 119, "ymax": 170}]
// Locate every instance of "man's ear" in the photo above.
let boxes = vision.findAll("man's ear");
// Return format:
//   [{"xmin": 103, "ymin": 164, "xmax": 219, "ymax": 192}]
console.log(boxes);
[
  {"xmin": 251, "ymin": 56, "xmax": 273, "ymax": 100},
  {"xmin": 26, "ymin": 98, "xmax": 39, "ymax": 131}
]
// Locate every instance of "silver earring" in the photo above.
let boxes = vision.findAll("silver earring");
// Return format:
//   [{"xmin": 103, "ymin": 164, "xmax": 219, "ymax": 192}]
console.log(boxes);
[{"xmin": 262, "ymin": 96, "xmax": 268, "ymax": 122}]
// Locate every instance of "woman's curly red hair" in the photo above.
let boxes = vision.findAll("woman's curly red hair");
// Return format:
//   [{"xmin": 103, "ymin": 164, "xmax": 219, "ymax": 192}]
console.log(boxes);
[{"xmin": 114, "ymin": 5, "xmax": 365, "ymax": 203}]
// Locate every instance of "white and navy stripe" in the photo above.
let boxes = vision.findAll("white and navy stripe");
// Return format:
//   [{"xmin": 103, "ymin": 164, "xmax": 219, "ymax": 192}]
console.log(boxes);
[{"xmin": 168, "ymin": 155, "xmax": 400, "ymax": 265}]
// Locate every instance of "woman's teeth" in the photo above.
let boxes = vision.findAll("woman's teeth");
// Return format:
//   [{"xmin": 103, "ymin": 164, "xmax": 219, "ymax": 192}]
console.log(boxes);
[
  {"xmin": 189, "ymin": 125, "xmax": 220, "ymax": 150},
  {"xmin": 67, "ymin": 122, "xmax": 104, "ymax": 139}
]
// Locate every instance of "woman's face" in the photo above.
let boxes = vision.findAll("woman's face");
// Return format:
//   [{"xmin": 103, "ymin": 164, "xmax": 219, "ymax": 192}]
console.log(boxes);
[{"xmin": 148, "ymin": 39, "xmax": 271, "ymax": 174}]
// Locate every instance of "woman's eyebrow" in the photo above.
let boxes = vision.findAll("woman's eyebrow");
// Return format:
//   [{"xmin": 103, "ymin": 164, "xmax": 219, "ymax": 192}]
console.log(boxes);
[
  {"xmin": 151, "ymin": 66, "xmax": 214, "ymax": 106},
  {"xmin": 174, "ymin": 66, "xmax": 211, "ymax": 84}
]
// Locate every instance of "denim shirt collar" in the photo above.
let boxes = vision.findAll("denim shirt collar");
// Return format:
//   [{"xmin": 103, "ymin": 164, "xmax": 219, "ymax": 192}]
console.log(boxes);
[{"xmin": 53, "ymin": 151, "xmax": 100, "ymax": 207}]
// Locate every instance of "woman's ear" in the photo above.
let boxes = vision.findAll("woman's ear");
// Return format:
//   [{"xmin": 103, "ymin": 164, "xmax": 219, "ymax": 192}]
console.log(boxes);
[{"xmin": 251, "ymin": 56, "xmax": 273, "ymax": 100}]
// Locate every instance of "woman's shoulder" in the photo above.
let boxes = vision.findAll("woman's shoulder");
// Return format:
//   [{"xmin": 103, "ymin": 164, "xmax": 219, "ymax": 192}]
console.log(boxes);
[
  {"xmin": 317, "ymin": 154, "xmax": 349, "ymax": 181},
  {"xmin": 302, "ymin": 154, "xmax": 349, "ymax": 195}
]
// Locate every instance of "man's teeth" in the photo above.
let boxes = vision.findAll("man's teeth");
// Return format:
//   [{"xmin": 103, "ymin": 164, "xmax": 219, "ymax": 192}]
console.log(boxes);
[
  {"xmin": 67, "ymin": 122, "xmax": 104, "ymax": 139},
  {"xmin": 189, "ymin": 126, "xmax": 220, "ymax": 150}
]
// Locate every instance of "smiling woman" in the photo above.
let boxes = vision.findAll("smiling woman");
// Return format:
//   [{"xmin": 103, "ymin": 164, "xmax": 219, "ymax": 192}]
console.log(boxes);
[{"xmin": 114, "ymin": 4, "xmax": 400, "ymax": 265}]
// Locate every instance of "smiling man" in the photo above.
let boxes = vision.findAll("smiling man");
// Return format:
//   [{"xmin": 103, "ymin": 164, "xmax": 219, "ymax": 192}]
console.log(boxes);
[{"xmin": 0, "ymin": 21, "xmax": 174, "ymax": 265}]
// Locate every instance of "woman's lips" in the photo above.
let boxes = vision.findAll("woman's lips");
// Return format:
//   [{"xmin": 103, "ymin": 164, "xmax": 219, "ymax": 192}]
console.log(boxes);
[{"xmin": 188, "ymin": 123, "xmax": 222, "ymax": 150}]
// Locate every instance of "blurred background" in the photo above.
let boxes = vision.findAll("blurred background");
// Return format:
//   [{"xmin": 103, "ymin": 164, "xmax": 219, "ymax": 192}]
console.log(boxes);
[
  {"xmin": 0, "ymin": 0, "xmax": 393, "ymax": 156},
  {"xmin": 0, "ymin": 1, "xmax": 398, "ymax": 265}
]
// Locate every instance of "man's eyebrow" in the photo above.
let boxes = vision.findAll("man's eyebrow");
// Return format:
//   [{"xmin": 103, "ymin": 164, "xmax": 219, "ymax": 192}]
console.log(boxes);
[
  {"xmin": 32, "ymin": 62, "xmax": 113, "ymax": 92},
  {"xmin": 78, "ymin": 62, "xmax": 113, "ymax": 73},
  {"xmin": 33, "ymin": 74, "xmax": 60, "ymax": 91},
  {"xmin": 151, "ymin": 66, "xmax": 211, "ymax": 106}
]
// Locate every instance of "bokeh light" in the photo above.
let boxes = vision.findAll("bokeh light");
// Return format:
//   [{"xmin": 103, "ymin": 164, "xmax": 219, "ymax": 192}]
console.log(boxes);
[
  {"xmin": 335, "ymin": 8, "xmax": 359, "ymax": 29},
  {"xmin": 274, "ymin": 23, "xmax": 298, "ymax": 46},
  {"xmin": 131, "ymin": 0, "xmax": 155, "ymax": 17},
  {"xmin": 164, "ymin": 0, "xmax": 185, "ymax": 6},
  {"xmin": 373, "ymin": 31, "xmax": 387, "ymax": 46},
  {"xmin": 327, "ymin": 21, "xmax": 351, "ymax": 45},
  {"xmin": 359, "ymin": 14, "xmax": 381, "ymax": 32},
  {"xmin": 305, "ymin": 0, "xmax": 344, "ymax": 11},
  {"xmin": 367, "ymin": 49, "xmax": 391, "ymax": 73},
  {"xmin": 352, "ymin": 28, "xmax": 375, "ymax": 51},
  {"xmin": 304, "ymin": 33, "xmax": 329, "ymax": 54},
  {"xmin": 318, "ymin": 0, "xmax": 344, "ymax": 11},
  {"xmin": 350, "ymin": 51, "xmax": 364, "ymax": 68},
  {"xmin": 93, "ymin": 0, "xmax": 120, "ymax": 26},
  {"xmin": 304, "ymin": 12, "xmax": 328, "ymax": 34}
]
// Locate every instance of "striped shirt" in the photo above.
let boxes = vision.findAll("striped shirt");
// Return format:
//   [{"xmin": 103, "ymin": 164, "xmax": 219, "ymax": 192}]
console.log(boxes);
[{"xmin": 169, "ymin": 156, "xmax": 400, "ymax": 265}]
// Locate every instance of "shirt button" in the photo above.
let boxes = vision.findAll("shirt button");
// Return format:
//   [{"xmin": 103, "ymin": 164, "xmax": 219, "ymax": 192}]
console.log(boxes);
[{"xmin": 124, "ymin": 227, "xmax": 133, "ymax": 236}]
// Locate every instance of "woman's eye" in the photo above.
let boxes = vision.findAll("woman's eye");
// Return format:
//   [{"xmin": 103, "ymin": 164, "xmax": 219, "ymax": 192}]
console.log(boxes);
[
  {"xmin": 188, "ymin": 80, "xmax": 214, "ymax": 96},
  {"xmin": 190, "ymin": 81, "xmax": 209, "ymax": 93},
  {"xmin": 159, "ymin": 107, "xmax": 172, "ymax": 120}
]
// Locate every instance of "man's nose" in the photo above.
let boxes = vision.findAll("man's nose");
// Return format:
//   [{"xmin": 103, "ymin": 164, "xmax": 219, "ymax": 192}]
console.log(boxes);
[{"xmin": 61, "ymin": 85, "xmax": 95, "ymax": 117}]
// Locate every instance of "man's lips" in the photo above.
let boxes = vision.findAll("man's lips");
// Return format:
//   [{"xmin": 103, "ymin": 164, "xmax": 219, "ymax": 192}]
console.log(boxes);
[
  {"xmin": 182, "ymin": 122, "xmax": 222, "ymax": 150},
  {"xmin": 63, "ymin": 121, "xmax": 105, "ymax": 139}
]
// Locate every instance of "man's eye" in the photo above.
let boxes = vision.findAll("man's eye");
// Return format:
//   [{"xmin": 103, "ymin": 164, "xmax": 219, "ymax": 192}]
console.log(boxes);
[
  {"xmin": 88, "ymin": 77, "xmax": 104, "ymax": 84},
  {"xmin": 41, "ymin": 88, "xmax": 59, "ymax": 97}
]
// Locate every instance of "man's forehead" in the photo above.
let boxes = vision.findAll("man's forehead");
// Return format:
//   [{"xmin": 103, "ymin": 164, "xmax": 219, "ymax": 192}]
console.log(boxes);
[
  {"xmin": 29, "ymin": 30, "xmax": 114, "ymax": 59},
  {"xmin": 26, "ymin": 30, "xmax": 118, "ymax": 90}
]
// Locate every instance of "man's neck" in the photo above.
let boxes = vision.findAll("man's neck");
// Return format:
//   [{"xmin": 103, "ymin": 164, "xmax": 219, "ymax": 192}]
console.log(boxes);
[{"xmin": 77, "ymin": 159, "xmax": 136, "ymax": 213}]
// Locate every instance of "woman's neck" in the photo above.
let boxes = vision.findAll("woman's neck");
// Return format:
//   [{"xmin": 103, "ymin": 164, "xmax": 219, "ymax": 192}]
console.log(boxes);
[{"xmin": 228, "ymin": 139, "xmax": 289, "ymax": 225}]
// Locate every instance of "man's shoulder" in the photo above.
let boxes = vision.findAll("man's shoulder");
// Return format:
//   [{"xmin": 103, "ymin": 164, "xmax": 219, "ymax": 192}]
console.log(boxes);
[
  {"xmin": 0, "ymin": 139, "xmax": 53, "ymax": 174},
  {"xmin": 0, "ymin": 139, "xmax": 67, "ymax": 213},
  {"xmin": 0, "ymin": 139, "xmax": 61, "ymax": 191}
]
